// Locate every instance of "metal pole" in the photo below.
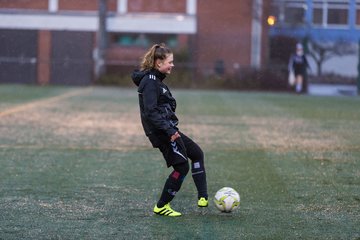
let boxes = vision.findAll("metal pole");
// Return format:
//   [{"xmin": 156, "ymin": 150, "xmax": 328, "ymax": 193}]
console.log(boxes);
[{"xmin": 95, "ymin": 0, "xmax": 107, "ymax": 80}]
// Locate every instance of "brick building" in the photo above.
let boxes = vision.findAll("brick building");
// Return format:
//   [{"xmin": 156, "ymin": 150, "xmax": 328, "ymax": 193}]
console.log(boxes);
[{"xmin": 0, "ymin": 0, "xmax": 270, "ymax": 85}]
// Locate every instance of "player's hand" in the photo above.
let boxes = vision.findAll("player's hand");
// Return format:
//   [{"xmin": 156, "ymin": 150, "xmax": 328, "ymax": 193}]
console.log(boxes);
[{"xmin": 170, "ymin": 131, "xmax": 180, "ymax": 142}]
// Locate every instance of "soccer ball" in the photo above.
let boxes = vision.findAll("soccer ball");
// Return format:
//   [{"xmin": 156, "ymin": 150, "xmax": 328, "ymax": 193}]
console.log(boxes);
[{"xmin": 214, "ymin": 187, "xmax": 240, "ymax": 213}]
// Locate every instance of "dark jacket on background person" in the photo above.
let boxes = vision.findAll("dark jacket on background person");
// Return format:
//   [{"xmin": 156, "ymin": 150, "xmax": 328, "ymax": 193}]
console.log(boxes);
[
  {"xmin": 289, "ymin": 54, "xmax": 309, "ymax": 76},
  {"xmin": 132, "ymin": 69, "xmax": 178, "ymax": 148}
]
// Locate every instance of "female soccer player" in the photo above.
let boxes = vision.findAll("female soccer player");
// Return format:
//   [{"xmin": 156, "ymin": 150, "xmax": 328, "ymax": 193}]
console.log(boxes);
[{"xmin": 132, "ymin": 43, "xmax": 208, "ymax": 217}]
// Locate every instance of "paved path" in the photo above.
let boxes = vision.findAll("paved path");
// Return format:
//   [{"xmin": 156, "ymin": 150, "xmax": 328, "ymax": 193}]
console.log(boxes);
[{"xmin": 308, "ymin": 84, "xmax": 358, "ymax": 96}]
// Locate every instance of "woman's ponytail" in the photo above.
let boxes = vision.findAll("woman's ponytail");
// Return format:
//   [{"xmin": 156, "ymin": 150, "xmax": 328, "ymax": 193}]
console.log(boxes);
[{"xmin": 140, "ymin": 43, "xmax": 172, "ymax": 71}]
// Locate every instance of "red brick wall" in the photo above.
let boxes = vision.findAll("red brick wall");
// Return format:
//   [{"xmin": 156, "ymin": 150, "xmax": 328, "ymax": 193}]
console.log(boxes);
[
  {"xmin": 0, "ymin": 0, "xmax": 48, "ymax": 10},
  {"xmin": 127, "ymin": 0, "xmax": 186, "ymax": 13},
  {"xmin": 58, "ymin": 0, "xmax": 117, "ymax": 12},
  {"xmin": 37, "ymin": 30, "xmax": 51, "ymax": 85},
  {"xmin": 106, "ymin": 46, "xmax": 145, "ymax": 65},
  {"xmin": 196, "ymin": 0, "xmax": 253, "ymax": 75},
  {"xmin": 0, "ymin": 0, "xmax": 186, "ymax": 13},
  {"xmin": 0, "ymin": 0, "xmax": 118, "ymax": 11}
]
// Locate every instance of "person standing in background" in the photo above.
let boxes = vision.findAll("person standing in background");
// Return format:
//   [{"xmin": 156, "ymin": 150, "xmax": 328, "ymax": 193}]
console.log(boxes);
[{"xmin": 288, "ymin": 43, "xmax": 310, "ymax": 93}]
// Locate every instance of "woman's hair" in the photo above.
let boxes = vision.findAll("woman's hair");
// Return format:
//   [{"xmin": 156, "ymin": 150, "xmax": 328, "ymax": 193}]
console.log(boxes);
[{"xmin": 140, "ymin": 43, "xmax": 172, "ymax": 71}]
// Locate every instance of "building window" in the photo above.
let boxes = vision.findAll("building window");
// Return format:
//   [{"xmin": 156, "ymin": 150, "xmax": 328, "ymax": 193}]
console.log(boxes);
[
  {"xmin": 313, "ymin": 5, "xmax": 323, "ymax": 25},
  {"xmin": 328, "ymin": 3, "xmax": 348, "ymax": 25},
  {"xmin": 356, "ymin": 1, "xmax": 360, "ymax": 26},
  {"xmin": 270, "ymin": 0, "xmax": 307, "ymax": 26},
  {"xmin": 313, "ymin": 1, "xmax": 349, "ymax": 27},
  {"xmin": 284, "ymin": 1, "xmax": 306, "ymax": 25},
  {"xmin": 112, "ymin": 33, "xmax": 178, "ymax": 48}
]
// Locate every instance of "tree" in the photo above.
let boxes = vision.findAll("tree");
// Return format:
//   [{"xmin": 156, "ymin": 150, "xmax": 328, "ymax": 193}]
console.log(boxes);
[{"xmin": 306, "ymin": 38, "xmax": 356, "ymax": 76}]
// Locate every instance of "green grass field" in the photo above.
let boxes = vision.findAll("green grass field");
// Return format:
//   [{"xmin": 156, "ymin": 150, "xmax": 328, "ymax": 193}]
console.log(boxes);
[{"xmin": 0, "ymin": 84, "xmax": 359, "ymax": 239}]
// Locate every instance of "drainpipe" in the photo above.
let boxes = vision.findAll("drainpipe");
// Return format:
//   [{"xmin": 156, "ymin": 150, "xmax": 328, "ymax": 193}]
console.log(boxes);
[
  {"xmin": 95, "ymin": 0, "xmax": 108, "ymax": 80},
  {"xmin": 251, "ymin": 0, "xmax": 263, "ymax": 69}
]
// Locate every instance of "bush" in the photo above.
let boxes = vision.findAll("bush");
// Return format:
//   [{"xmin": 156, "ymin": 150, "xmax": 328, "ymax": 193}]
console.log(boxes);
[
  {"xmin": 95, "ymin": 73, "xmax": 133, "ymax": 86},
  {"xmin": 94, "ymin": 64, "xmax": 134, "ymax": 87},
  {"xmin": 95, "ymin": 64, "xmax": 290, "ymax": 91},
  {"xmin": 191, "ymin": 66, "xmax": 289, "ymax": 91},
  {"xmin": 309, "ymin": 73, "xmax": 356, "ymax": 85}
]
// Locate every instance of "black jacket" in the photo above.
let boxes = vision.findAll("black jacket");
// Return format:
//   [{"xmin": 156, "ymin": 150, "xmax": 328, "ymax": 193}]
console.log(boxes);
[
  {"xmin": 289, "ymin": 54, "xmax": 309, "ymax": 76},
  {"xmin": 132, "ymin": 69, "xmax": 178, "ymax": 147}
]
